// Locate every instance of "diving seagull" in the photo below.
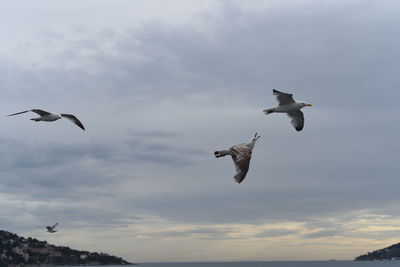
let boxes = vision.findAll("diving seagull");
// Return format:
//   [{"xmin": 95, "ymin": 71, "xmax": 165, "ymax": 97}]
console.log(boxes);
[
  {"xmin": 263, "ymin": 89, "xmax": 312, "ymax": 132},
  {"xmin": 214, "ymin": 133, "xmax": 260, "ymax": 184},
  {"xmin": 8, "ymin": 109, "xmax": 85, "ymax": 130}
]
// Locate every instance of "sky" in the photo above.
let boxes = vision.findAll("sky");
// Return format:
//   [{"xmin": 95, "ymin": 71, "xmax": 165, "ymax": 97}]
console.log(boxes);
[{"xmin": 1, "ymin": 0, "xmax": 400, "ymax": 263}]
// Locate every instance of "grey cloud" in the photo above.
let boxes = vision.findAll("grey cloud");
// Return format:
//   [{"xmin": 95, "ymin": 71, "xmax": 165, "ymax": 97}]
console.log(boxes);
[
  {"xmin": 302, "ymin": 229, "xmax": 342, "ymax": 239},
  {"xmin": 302, "ymin": 227, "xmax": 400, "ymax": 241},
  {"xmin": 33, "ymin": 206, "xmax": 142, "ymax": 229},
  {"xmin": 0, "ymin": 138, "xmax": 111, "ymax": 171},
  {"xmin": 2, "ymin": 202, "xmax": 142, "ymax": 234},
  {"xmin": 124, "ymin": 138, "xmax": 206, "ymax": 166},
  {"xmin": 3, "ymin": 0, "xmax": 400, "ymax": 109},
  {"xmin": 0, "ymin": 128, "xmax": 207, "ymax": 205},
  {"xmin": 0, "ymin": 138, "xmax": 115, "ymax": 198},
  {"xmin": 345, "ymin": 230, "xmax": 400, "ymax": 241},
  {"xmin": 0, "ymin": 127, "xmax": 203, "ymax": 174},
  {"xmin": 128, "ymin": 130, "xmax": 179, "ymax": 139},
  {"xmin": 254, "ymin": 229, "xmax": 298, "ymax": 238},
  {"xmin": 141, "ymin": 227, "xmax": 234, "ymax": 240},
  {"xmin": 120, "ymin": 183, "xmax": 400, "ymax": 225}
]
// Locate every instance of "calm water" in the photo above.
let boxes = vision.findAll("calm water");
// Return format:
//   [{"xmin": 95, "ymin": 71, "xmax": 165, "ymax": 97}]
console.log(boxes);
[
  {"xmin": 70, "ymin": 262, "xmax": 400, "ymax": 267},
  {"xmin": 136, "ymin": 262, "xmax": 400, "ymax": 267}
]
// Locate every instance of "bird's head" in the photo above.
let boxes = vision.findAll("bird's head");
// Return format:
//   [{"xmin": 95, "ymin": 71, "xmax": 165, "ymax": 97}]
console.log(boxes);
[
  {"xmin": 301, "ymin": 102, "xmax": 312, "ymax": 108},
  {"xmin": 249, "ymin": 133, "xmax": 260, "ymax": 148}
]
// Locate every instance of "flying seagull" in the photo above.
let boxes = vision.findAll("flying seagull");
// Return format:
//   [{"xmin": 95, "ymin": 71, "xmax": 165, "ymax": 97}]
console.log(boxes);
[
  {"xmin": 46, "ymin": 223, "xmax": 58, "ymax": 233},
  {"xmin": 214, "ymin": 133, "xmax": 260, "ymax": 184},
  {"xmin": 8, "ymin": 109, "xmax": 85, "ymax": 130},
  {"xmin": 37, "ymin": 223, "xmax": 59, "ymax": 233},
  {"xmin": 263, "ymin": 89, "xmax": 312, "ymax": 131}
]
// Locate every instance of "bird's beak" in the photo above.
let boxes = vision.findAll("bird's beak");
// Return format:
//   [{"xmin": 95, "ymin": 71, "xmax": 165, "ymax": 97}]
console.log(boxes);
[{"xmin": 306, "ymin": 103, "xmax": 312, "ymax": 107}]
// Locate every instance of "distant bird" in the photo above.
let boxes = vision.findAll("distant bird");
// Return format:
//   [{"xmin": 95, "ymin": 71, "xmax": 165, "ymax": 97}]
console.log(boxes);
[
  {"xmin": 214, "ymin": 133, "xmax": 260, "ymax": 183},
  {"xmin": 263, "ymin": 89, "xmax": 312, "ymax": 131},
  {"xmin": 37, "ymin": 223, "xmax": 59, "ymax": 233},
  {"xmin": 46, "ymin": 223, "xmax": 58, "ymax": 233},
  {"xmin": 8, "ymin": 109, "xmax": 85, "ymax": 130}
]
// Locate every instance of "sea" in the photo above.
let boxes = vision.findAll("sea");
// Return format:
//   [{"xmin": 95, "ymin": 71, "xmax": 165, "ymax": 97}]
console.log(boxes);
[
  {"xmin": 54, "ymin": 262, "xmax": 400, "ymax": 267},
  {"xmin": 135, "ymin": 262, "xmax": 400, "ymax": 267}
]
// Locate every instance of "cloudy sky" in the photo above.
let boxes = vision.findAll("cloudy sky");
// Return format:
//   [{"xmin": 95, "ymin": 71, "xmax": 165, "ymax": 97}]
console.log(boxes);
[{"xmin": 1, "ymin": 0, "xmax": 400, "ymax": 263}]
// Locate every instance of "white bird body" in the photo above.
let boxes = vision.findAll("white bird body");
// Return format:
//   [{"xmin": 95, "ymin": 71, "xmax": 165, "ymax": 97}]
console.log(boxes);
[
  {"xmin": 214, "ymin": 133, "xmax": 260, "ymax": 184},
  {"xmin": 270, "ymin": 102, "xmax": 306, "ymax": 113},
  {"xmin": 37, "ymin": 113, "xmax": 62, "ymax": 122},
  {"xmin": 47, "ymin": 228, "xmax": 57, "ymax": 233},
  {"xmin": 263, "ymin": 89, "xmax": 312, "ymax": 132}
]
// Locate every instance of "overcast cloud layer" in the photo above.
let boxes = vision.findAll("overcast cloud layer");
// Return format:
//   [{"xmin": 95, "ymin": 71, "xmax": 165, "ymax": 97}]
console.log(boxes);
[{"xmin": 1, "ymin": 0, "xmax": 400, "ymax": 262}]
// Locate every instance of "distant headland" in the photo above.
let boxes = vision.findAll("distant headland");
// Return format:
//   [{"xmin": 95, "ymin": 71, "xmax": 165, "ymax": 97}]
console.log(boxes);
[
  {"xmin": 355, "ymin": 242, "xmax": 400, "ymax": 261},
  {"xmin": 0, "ymin": 230, "xmax": 133, "ymax": 266}
]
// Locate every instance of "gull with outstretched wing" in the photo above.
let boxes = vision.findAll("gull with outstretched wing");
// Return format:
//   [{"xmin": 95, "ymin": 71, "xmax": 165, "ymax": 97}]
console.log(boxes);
[
  {"xmin": 46, "ymin": 223, "xmax": 58, "ymax": 233},
  {"xmin": 37, "ymin": 223, "xmax": 59, "ymax": 233},
  {"xmin": 263, "ymin": 89, "xmax": 312, "ymax": 132},
  {"xmin": 8, "ymin": 109, "xmax": 85, "ymax": 130}
]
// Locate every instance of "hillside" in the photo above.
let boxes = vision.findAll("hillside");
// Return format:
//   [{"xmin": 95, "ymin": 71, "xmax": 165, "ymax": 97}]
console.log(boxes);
[
  {"xmin": 0, "ymin": 230, "xmax": 132, "ymax": 266},
  {"xmin": 355, "ymin": 242, "xmax": 400, "ymax": 261}
]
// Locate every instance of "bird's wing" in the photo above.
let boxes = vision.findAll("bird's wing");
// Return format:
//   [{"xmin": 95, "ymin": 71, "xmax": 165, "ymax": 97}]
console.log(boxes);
[
  {"xmin": 31, "ymin": 109, "xmax": 52, "ymax": 116},
  {"xmin": 273, "ymin": 89, "xmax": 295, "ymax": 105},
  {"xmin": 52, "ymin": 223, "xmax": 58, "ymax": 229},
  {"xmin": 287, "ymin": 110, "xmax": 305, "ymax": 131},
  {"xmin": 7, "ymin": 110, "xmax": 31, "ymax": 116},
  {"xmin": 60, "ymin": 114, "xmax": 85, "ymax": 130},
  {"xmin": 8, "ymin": 109, "xmax": 52, "ymax": 117},
  {"xmin": 231, "ymin": 148, "xmax": 251, "ymax": 183}
]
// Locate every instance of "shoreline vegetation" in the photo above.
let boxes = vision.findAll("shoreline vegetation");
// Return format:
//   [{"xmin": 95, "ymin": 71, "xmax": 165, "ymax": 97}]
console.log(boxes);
[
  {"xmin": 0, "ymin": 230, "xmax": 133, "ymax": 266},
  {"xmin": 355, "ymin": 242, "xmax": 400, "ymax": 261}
]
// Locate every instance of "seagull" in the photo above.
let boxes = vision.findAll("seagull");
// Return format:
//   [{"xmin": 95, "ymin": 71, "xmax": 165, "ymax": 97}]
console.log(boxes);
[
  {"xmin": 8, "ymin": 109, "xmax": 85, "ymax": 130},
  {"xmin": 37, "ymin": 223, "xmax": 59, "ymax": 233},
  {"xmin": 214, "ymin": 133, "xmax": 260, "ymax": 184},
  {"xmin": 263, "ymin": 89, "xmax": 312, "ymax": 132},
  {"xmin": 46, "ymin": 223, "xmax": 58, "ymax": 233}
]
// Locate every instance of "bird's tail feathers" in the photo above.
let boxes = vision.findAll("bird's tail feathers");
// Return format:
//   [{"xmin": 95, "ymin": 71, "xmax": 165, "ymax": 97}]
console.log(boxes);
[
  {"xmin": 214, "ymin": 150, "xmax": 230, "ymax": 158},
  {"xmin": 263, "ymin": 108, "xmax": 275, "ymax": 115},
  {"xmin": 31, "ymin": 118, "xmax": 41, "ymax": 122}
]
